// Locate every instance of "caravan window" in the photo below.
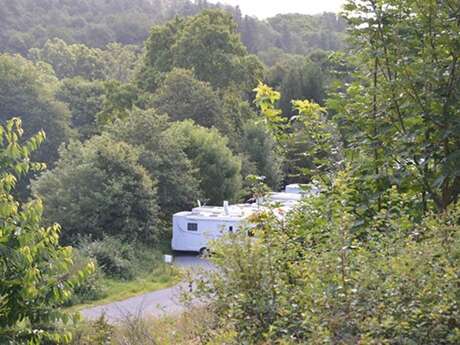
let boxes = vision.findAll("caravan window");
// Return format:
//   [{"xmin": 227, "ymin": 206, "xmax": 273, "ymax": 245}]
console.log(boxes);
[{"xmin": 187, "ymin": 223, "xmax": 198, "ymax": 231}]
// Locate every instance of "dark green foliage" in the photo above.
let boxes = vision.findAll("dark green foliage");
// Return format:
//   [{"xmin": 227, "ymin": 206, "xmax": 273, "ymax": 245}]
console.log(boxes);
[
  {"xmin": 167, "ymin": 120, "xmax": 242, "ymax": 204},
  {"xmin": 30, "ymin": 39, "xmax": 141, "ymax": 82},
  {"xmin": 97, "ymin": 81, "xmax": 140, "ymax": 125},
  {"xmin": 78, "ymin": 237, "xmax": 138, "ymax": 281},
  {"xmin": 137, "ymin": 17, "xmax": 185, "ymax": 92},
  {"xmin": 220, "ymin": 89, "xmax": 256, "ymax": 139},
  {"xmin": 266, "ymin": 13, "xmax": 347, "ymax": 55},
  {"xmin": 240, "ymin": 122, "xmax": 283, "ymax": 190},
  {"xmin": 56, "ymin": 77, "xmax": 105, "ymax": 140},
  {"xmin": 0, "ymin": 0, "xmax": 165, "ymax": 54},
  {"xmin": 232, "ymin": 8, "xmax": 347, "ymax": 61},
  {"xmin": 171, "ymin": 9, "xmax": 247, "ymax": 89},
  {"xmin": 138, "ymin": 9, "xmax": 264, "ymax": 92},
  {"xmin": 32, "ymin": 135, "xmax": 160, "ymax": 244},
  {"xmin": 238, "ymin": 16, "xmax": 279, "ymax": 55},
  {"xmin": 105, "ymin": 108, "xmax": 201, "ymax": 217},
  {"xmin": 267, "ymin": 56, "xmax": 326, "ymax": 116},
  {"xmin": 153, "ymin": 68, "xmax": 223, "ymax": 129},
  {"xmin": 0, "ymin": 54, "xmax": 73, "ymax": 166}
]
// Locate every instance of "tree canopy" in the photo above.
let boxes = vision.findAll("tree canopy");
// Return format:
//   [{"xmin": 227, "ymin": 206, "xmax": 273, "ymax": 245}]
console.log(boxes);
[
  {"xmin": 104, "ymin": 108, "xmax": 201, "ymax": 217},
  {"xmin": 30, "ymin": 39, "xmax": 140, "ymax": 82},
  {"xmin": 0, "ymin": 0, "xmax": 164, "ymax": 54},
  {"xmin": 56, "ymin": 77, "xmax": 105, "ymax": 140},
  {"xmin": 32, "ymin": 135, "xmax": 160, "ymax": 244},
  {"xmin": 0, "ymin": 54, "xmax": 73, "ymax": 166},
  {"xmin": 138, "ymin": 9, "xmax": 264, "ymax": 92},
  {"xmin": 152, "ymin": 68, "xmax": 223, "ymax": 129},
  {"xmin": 167, "ymin": 120, "xmax": 242, "ymax": 204},
  {"xmin": 330, "ymin": 0, "xmax": 460, "ymax": 214}
]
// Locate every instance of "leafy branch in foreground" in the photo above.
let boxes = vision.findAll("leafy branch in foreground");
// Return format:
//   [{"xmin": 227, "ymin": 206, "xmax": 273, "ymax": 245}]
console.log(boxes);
[
  {"xmin": 254, "ymin": 82, "xmax": 342, "ymax": 184},
  {"xmin": 0, "ymin": 118, "xmax": 93, "ymax": 344},
  {"xmin": 335, "ymin": 0, "xmax": 460, "ymax": 213}
]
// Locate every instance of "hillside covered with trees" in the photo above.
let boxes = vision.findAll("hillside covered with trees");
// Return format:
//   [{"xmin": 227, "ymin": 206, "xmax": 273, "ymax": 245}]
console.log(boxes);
[
  {"xmin": 0, "ymin": 0, "xmax": 459, "ymax": 344},
  {"xmin": 0, "ymin": 0, "xmax": 346, "ymax": 59}
]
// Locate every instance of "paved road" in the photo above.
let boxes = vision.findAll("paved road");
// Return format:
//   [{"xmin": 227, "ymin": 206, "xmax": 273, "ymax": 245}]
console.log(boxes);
[
  {"xmin": 81, "ymin": 255, "xmax": 210, "ymax": 322},
  {"xmin": 173, "ymin": 254, "xmax": 214, "ymax": 270}
]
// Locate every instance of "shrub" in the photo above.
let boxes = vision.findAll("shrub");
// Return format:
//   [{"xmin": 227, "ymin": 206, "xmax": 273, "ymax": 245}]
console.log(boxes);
[
  {"xmin": 66, "ymin": 249, "xmax": 107, "ymax": 306},
  {"xmin": 195, "ymin": 174, "xmax": 460, "ymax": 344},
  {"xmin": 78, "ymin": 237, "xmax": 138, "ymax": 281},
  {"xmin": 70, "ymin": 306, "xmax": 221, "ymax": 345},
  {"xmin": 32, "ymin": 135, "xmax": 160, "ymax": 244},
  {"xmin": 70, "ymin": 316, "xmax": 113, "ymax": 345},
  {"xmin": 77, "ymin": 236, "xmax": 166, "ymax": 281},
  {"xmin": 104, "ymin": 108, "xmax": 201, "ymax": 217}
]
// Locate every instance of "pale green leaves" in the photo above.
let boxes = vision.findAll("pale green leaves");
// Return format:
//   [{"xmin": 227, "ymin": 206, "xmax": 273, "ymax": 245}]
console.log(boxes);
[{"xmin": 0, "ymin": 117, "xmax": 92, "ymax": 344}]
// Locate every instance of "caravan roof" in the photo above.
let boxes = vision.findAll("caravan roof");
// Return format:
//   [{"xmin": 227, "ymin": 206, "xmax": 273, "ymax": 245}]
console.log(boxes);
[
  {"xmin": 175, "ymin": 204, "xmax": 258, "ymax": 222},
  {"xmin": 285, "ymin": 183, "xmax": 321, "ymax": 197}
]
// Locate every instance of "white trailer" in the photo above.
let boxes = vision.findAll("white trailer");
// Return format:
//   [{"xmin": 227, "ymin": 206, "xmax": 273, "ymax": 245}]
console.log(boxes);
[
  {"xmin": 171, "ymin": 185, "xmax": 317, "ymax": 253},
  {"xmin": 171, "ymin": 203, "xmax": 257, "ymax": 253}
]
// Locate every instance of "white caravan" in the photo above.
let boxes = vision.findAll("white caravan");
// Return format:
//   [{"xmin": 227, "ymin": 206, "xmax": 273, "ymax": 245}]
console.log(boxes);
[
  {"xmin": 171, "ymin": 185, "xmax": 314, "ymax": 253},
  {"xmin": 171, "ymin": 202, "xmax": 258, "ymax": 253}
]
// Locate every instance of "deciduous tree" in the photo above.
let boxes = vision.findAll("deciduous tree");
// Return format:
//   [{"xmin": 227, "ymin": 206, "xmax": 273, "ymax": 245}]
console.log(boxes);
[
  {"xmin": 0, "ymin": 118, "xmax": 91, "ymax": 344},
  {"xmin": 33, "ymin": 135, "xmax": 159, "ymax": 244}
]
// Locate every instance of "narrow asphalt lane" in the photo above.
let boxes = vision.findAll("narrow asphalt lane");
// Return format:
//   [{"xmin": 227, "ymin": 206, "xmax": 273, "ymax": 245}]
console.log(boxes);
[{"xmin": 81, "ymin": 255, "xmax": 210, "ymax": 322}]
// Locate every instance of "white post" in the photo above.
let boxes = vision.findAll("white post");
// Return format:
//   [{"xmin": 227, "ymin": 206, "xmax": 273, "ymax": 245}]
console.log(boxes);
[{"xmin": 164, "ymin": 254, "xmax": 173, "ymax": 264}]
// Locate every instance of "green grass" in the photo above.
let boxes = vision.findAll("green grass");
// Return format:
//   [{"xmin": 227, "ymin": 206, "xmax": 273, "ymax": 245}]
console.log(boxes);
[{"xmin": 66, "ymin": 266, "xmax": 181, "ymax": 314}]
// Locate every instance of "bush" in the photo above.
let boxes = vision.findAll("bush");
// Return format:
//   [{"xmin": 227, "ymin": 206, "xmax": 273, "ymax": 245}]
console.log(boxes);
[
  {"xmin": 78, "ymin": 237, "xmax": 137, "ymax": 281},
  {"xmin": 32, "ymin": 135, "xmax": 160, "ymax": 244},
  {"xmin": 195, "ymin": 174, "xmax": 460, "ymax": 344},
  {"xmin": 77, "ymin": 236, "xmax": 165, "ymax": 281},
  {"xmin": 70, "ymin": 316, "xmax": 113, "ymax": 345},
  {"xmin": 104, "ymin": 109, "xmax": 201, "ymax": 217},
  {"xmin": 66, "ymin": 249, "xmax": 107, "ymax": 306},
  {"xmin": 70, "ymin": 307, "xmax": 221, "ymax": 345}
]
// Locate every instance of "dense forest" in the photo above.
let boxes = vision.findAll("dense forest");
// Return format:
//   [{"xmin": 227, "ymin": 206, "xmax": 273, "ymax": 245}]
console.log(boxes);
[
  {"xmin": 0, "ymin": 0, "xmax": 346, "ymax": 59},
  {"xmin": 0, "ymin": 0, "xmax": 459, "ymax": 344}
]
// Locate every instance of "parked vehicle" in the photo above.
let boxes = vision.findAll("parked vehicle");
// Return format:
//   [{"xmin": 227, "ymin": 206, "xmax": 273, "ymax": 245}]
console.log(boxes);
[
  {"xmin": 172, "ymin": 185, "xmax": 313, "ymax": 253},
  {"xmin": 171, "ymin": 202, "xmax": 257, "ymax": 253}
]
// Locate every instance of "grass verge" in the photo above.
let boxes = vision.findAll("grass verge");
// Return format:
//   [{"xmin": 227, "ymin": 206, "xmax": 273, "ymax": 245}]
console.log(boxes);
[{"xmin": 66, "ymin": 266, "xmax": 181, "ymax": 314}]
